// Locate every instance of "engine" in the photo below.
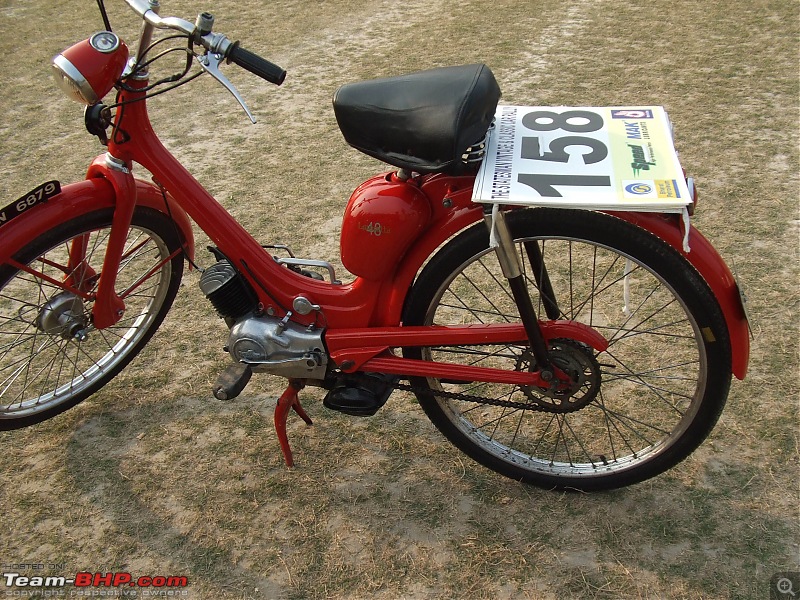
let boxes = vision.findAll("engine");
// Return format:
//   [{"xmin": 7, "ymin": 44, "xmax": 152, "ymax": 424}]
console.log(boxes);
[
  {"xmin": 226, "ymin": 315, "xmax": 327, "ymax": 379},
  {"xmin": 199, "ymin": 259, "xmax": 327, "ymax": 380}
]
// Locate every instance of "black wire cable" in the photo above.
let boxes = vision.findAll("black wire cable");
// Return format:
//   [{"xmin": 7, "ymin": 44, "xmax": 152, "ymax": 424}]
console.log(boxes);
[
  {"xmin": 108, "ymin": 36, "xmax": 204, "ymax": 112},
  {"xmin": 119, "ymin": 39, "xmax": 196, "ymax": 93},
  {"xmin": 96, "ymin": 0, "xmax": 112, "ymax": 31},
  {"xmin": 108, "ymin": 70, "xmax": 204, "ymax": 110},
  {"xmin": 157, "ymin": 184, "xmax": 203, "ymax": 273}
]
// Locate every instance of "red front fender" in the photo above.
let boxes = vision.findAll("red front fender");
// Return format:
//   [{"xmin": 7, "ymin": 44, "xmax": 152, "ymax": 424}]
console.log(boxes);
[{"xmin": 0, "ymin": 178, "xmax": 194, "ymax": 265}]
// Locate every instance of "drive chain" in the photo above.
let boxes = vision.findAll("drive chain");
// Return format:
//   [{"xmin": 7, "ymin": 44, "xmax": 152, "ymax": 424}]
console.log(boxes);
[{"xmin": 391, "ymin": 381, "xmax": 553, "ymax": 413}]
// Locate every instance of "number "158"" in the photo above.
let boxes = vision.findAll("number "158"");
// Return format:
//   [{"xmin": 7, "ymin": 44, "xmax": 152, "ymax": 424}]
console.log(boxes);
[{"xmin": 517, "ymin": 110, "xmax": 611, "ymax": 197}]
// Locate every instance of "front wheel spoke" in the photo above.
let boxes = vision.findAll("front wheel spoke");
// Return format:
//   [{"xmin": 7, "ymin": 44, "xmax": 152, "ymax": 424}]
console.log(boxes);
[
  {"xmin": 1, "ymin": 333, "xmax": 64, "ymax": 403},
  {"xmin": 122, "ymin": 287, "xmax": 159, "ymax": 302},
  {"xmin": 0, "ymin": 312, "xmax": 37, "ymax": 330},
  {"xmin": 35, "ymin": 340, "xmax": 65, "ymax": 403},
  {"xmin": 71, "ymin": 337, "xmax": 107, "ymax": 373},
  {"xmin": 95, "ymin": 326, "xmax": 125, "ymax": 349},
  {"xmin": 103, "ymin": 315, "xmax": 148, "ymax": 334},
  {"xmin": 0, "ymin": 330, "xmax": 61, "ymax": 382},
  {"xmin": 15, "ymin": 340, "xmax": 71, "ymax": 405},
  {"xmin": 119, "ymin": 257, "xmax": 171, "ymax": 300},
  {"xmin": 118, "ymin": 236, "xmax": 153, "ymax": 275},
  {"xmin": 0, "ymin": 326, "xmax": 40, "ymax": 359}
]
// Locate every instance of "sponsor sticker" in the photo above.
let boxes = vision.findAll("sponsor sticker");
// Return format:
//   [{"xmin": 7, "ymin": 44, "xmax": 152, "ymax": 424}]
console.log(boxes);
[{"xmin": 611, "ymin": 109, "xmax": 655, "ymax": 119}]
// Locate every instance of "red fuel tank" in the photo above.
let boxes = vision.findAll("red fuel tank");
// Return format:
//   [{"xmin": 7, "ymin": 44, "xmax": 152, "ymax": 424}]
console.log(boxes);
[{"xmin": 340, "ymin": 173, "xmax": 432, "ymax": 281}]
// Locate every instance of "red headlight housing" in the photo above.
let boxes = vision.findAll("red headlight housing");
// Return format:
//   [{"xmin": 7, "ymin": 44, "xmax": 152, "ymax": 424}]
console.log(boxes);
[{"xmin": 52, "ymin": 32, "xmax": 129, "ymax": 105}]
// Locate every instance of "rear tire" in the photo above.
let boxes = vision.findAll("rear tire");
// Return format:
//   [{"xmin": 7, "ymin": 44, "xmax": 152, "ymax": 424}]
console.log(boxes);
[
  {"xmin": 0, "ymin": 207, "xmax": 184, "ymax": 428},
  {"xmin": 403, "ymin": 208, "xmax": 732, "ymax": 491}
]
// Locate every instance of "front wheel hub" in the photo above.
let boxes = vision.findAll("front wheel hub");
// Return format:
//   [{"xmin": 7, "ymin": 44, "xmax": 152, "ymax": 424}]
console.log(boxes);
[{"xmin": 35, "ymin": 292, "xmax": 89, "ymax": 340}]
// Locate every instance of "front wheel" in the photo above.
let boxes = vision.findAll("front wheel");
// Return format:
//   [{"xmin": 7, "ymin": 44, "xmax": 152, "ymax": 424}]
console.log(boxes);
[
  {"xmin": 403, "ymin": 208, "xmax": 732, "ymax": 491},
  {"xmin": 0, "ymin": 207, "xmax": 184, "ymax": 429}
]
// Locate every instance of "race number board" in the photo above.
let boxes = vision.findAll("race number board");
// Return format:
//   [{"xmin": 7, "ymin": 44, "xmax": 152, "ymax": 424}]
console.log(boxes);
[{"xmin": 473, "ymin": 106, "xmax": 693, "ymax": 213}]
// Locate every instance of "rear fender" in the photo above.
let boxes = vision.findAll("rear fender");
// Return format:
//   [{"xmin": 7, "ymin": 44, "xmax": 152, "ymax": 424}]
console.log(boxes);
[
  {"xmin": 373, "ymin": 196, "xmax": 749, "ymax": 380},
  {"xmin": 0, "ymin": 178, "xmax": 194, "ymax": 264},
  {"xmin": 608, "ymin": 211, "xmax": 749, "ymax": 380}
]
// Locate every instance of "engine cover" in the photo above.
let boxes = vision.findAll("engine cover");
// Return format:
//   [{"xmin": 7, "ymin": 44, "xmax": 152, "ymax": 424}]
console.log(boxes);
[{"xmin": 227, "ymin": 315, "xmax": 327, "ymax": 379}]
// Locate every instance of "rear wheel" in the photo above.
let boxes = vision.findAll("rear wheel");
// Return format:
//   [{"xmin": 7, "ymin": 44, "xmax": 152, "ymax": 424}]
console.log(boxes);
[
  {"xmin": 403, "ymin": 208, "xmax": 732, "ymax": 491},
  {"xmin": 0, "ymin": 207, "xmax": 184, "ymax": 428}
]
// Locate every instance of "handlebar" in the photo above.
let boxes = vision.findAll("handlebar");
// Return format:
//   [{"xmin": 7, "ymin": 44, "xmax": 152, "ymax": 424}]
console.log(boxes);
[
  {"xmin": 122, "ymin": 0, "xmax": 286, "ymax": 86},
  {"xmin": 227, "ymin": 43, "xmax": 286, "ymax": 86}
]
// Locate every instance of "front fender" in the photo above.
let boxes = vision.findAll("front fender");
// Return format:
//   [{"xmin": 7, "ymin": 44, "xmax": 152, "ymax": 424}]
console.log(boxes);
[
  {"xmin": 0, "ymin": 178, "xmax": 194, "ymax": 264},
  {"xmin": 608, "ymin": 211, "xmax": 749, "ymax": 380}
]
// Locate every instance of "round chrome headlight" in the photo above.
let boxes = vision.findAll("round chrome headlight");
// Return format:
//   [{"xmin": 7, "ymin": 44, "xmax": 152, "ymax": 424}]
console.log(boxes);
[
  {"xmin": 52, "ymin": 54, "xmax": 98, "ymax": 104},
  {"xmin": 52, "ymin": 32, "xmax": 129, "ymax": 105}
]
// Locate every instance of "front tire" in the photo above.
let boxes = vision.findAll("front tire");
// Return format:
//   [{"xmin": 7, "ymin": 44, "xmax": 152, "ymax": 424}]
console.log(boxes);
[
  {"xmin": 403, "ymin": 208, "xmax": 732, "ymax": 491},
  {"xmin": 0, "ymin": 207, "xmax": 184, "ymax": 429}
]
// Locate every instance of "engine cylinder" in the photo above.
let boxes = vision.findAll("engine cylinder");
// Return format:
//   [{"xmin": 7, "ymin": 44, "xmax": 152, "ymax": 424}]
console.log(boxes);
[{"xmin": 199, "ymin": 260, "xmax": 257, "ymax": 320}]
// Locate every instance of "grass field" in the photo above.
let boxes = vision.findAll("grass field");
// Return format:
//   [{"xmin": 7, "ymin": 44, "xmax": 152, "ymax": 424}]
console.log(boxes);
[{"xmin": 0, "ymin": 0, "xmax": 798, "ymax": 598}]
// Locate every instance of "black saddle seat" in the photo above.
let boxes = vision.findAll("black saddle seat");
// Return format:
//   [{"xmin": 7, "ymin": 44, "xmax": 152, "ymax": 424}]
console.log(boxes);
[{"xmin": 333, "ymin": 64, "xmax": 501, "ymax": 174}]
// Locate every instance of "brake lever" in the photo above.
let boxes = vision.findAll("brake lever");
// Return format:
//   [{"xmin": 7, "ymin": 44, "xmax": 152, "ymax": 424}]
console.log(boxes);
[{"xmin": 196, "ymin": 51, "xmax": 256, "ymax": 124}]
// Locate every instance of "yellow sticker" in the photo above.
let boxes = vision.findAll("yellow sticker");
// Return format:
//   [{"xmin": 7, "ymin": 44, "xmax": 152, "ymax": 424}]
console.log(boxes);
[{"xmin": 655, "ymin": 179, "xmax": 681, "ymax": 199}]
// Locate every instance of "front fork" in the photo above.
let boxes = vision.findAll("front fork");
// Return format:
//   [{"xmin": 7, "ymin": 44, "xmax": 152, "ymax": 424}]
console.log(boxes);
[
  {"xmin": 483, "ymin": 205, "xmax": 555, "ymax": 376},
  {"xmin": 84, "ymin": 153, "xmax": 137, "ymax": 329}
]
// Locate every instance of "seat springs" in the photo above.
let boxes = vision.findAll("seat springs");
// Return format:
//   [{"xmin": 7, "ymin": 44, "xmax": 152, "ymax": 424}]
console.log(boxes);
[{"xmin": 461, "ymin": 130, "xmax": 489, "ymax": 165}]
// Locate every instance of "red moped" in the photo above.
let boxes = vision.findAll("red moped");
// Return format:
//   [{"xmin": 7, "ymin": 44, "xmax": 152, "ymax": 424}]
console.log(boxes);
[{"xmin": 0, "ymin": 0, "xmax": 750, "ymax": 491}]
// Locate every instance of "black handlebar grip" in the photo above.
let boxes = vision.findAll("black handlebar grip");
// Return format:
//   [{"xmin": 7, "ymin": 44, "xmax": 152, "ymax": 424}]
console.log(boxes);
[{"xmin": 227, "ymin": 42, "xmax": 286, "ymax": 86}]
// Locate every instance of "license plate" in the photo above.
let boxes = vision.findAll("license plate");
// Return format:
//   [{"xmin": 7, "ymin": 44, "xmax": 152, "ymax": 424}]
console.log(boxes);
[{"xmin": 0, "ymin": 180, "xmax": 61, "ymax": 229}]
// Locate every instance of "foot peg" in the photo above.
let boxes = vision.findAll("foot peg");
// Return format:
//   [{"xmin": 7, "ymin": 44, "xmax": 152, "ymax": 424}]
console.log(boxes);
[
  {"xmin": 213, "ymin": 363, "xmax": 252, "ymax": 400},
  {"xmin": 323, "ymin": 372, "xmax": 396, "ymax": 416}
]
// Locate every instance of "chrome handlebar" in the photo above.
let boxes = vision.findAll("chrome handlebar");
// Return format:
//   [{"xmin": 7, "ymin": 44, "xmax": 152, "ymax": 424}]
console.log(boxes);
[{"xmin": 121, "ymin": 0, "xmax": 281, "ymax": 123}]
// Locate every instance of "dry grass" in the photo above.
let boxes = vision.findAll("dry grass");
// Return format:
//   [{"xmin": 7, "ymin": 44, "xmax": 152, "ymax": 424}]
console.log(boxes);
[{"xmin": 1, "ymin": 0, "xmax": 798, "ymax": 598}]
